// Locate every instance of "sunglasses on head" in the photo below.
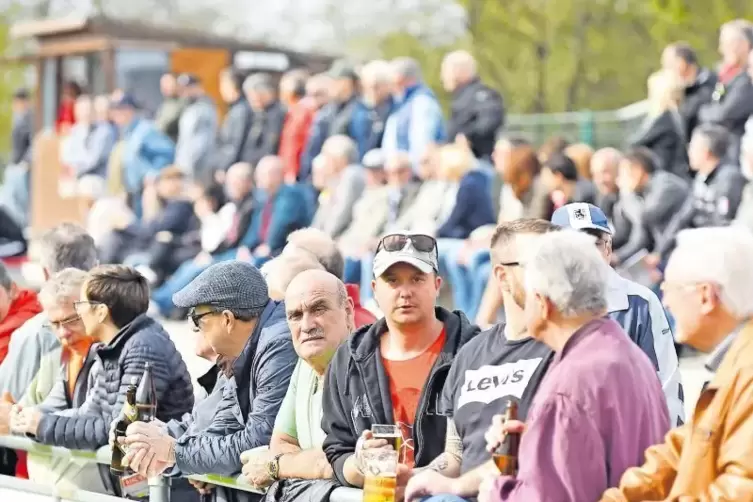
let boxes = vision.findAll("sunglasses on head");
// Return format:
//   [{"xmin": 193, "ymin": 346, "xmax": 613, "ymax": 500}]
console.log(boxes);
[{"xmin": 377, "ymin": 233, "xmax": 437, "ymax": 255}]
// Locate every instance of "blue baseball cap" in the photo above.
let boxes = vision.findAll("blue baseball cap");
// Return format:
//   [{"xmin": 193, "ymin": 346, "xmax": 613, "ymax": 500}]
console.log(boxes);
[
  {"xmin": 111, "ymin": 93, "xmax": 139, "ymax": 110},
  {"xmin": 551, "ymin": 202, "xmax": 613, "ymax": 235}
]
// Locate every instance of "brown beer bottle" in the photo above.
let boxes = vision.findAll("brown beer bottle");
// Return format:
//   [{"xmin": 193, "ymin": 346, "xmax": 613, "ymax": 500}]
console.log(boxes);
[
  {"xmin": 492, "ymin": 400, "xmax": 520, "ymax": 475},
  {"xmin": 110, "ymin": 380, "xmax": 138, "ymax": 475},
  {"xmin": 135, "ymin": 363, "xmax": 158, "ymax": 422}
]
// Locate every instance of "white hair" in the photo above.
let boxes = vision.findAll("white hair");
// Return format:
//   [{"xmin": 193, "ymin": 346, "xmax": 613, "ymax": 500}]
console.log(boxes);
[
  {"xmin": 524, "ymin": 230, "xmax": 608, "ymax": 317},
  {"xmin": 322, "ymin": 135, "xmax": 359, "ymax": 165},
  {"xmin": 668, "ymin": 227, "xmax": 753, "ymax": 318},
  {"xmin": 38, "ymin": 267, "xmax": 88, "ymax": 308},
  {"xmin": 360, "ymin": 60, "xmax": 394, "ymax": 85}
]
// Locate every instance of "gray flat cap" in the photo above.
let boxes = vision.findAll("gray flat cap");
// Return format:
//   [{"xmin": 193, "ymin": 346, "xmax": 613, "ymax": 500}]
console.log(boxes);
[{"xmin": 172, "ymin": 260, "xmax": 269, "ymax": 317}]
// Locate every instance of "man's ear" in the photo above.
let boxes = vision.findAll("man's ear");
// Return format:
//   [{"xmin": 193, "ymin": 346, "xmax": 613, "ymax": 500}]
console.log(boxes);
[{"xmin": 492, "ymin": 264, "xmax": 510, "ymax": 293}]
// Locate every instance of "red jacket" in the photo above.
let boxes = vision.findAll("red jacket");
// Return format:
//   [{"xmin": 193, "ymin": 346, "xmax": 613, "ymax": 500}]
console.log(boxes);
[
  {"xmin": 346, "ymin": 284, "xmax": 377, "ymax": 328},
  {"xmin": 0, "ymin": 289, "xmax": 43, "ymax": 364},
  {"xmin": 279, "ymin": 98, "xmax": 317, "ymax": 181}
]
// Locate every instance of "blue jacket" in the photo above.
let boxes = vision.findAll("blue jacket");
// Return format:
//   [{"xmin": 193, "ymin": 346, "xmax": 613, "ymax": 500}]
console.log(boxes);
[
  {"xmin": 437, "ymin": 170, "xmax": 496, "ymax": 239},
  {"xmin": 63, "ymin": 121, "xmax": 118, "ymax": 178},
  {"xmin": 125, "ymin": 199, "xmax": 195, "ymax": 244},
  {"xmin": 121, "ymin": 118, "xmax": 175, "ymax": 194},
  {"xmin": 350, "ymin": 98, "xmax": 394, "ymax": 159},
  {"xmin": 382, "ymin": 84, "xmax": 446, "ymax": 173},
  {"xmin": 173, "ymin": 300, "xmax": 297, "ymax": 476},
  {"xmin": 36, "ymin": 315, "xmax": 194, "ymax": 450},
  {"xmin": 241, "ymin": 184, "xmax": 310, "ymax": 254}
]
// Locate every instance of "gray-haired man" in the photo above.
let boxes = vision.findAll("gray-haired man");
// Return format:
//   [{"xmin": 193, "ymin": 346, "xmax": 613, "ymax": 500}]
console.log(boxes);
[
  {"xmin": 242, "ymin": 72, "xmax": 286, "ymax": 166},
  {"xmin": 0, "ymin": 223, "xmax": 97, "ymax": 402},
  {"xmin": 121, "ymin": 261, "xmax": 297, "ymax": 493}
]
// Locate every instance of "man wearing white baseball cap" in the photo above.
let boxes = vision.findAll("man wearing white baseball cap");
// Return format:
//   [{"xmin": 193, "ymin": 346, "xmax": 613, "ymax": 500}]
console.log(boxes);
[{"xmin": 552, "ymin": 202, "xmax": 685, "ymax": 427}]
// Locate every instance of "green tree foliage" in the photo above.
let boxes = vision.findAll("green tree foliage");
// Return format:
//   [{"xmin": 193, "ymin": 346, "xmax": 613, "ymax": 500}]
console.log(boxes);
[
  {"xmin": 0, "ymin": 20, "xmax": 24, "ymax": 160},
  {"xmin": 374, "ymin": 0, "xmax": 753, "ymax": 113}
]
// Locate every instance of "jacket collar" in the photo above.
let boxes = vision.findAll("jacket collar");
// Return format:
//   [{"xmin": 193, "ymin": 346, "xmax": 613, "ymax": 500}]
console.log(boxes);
[
  {"xmin": 231, "ymin": 300, "xmax": 276, "ymax": 377},
  {"xmin": 707, "ymin": 319, "xmax": 753, "ymax": 390},
  {"xmin": 605, "ymin": 268, "xmax": 629, "ymax": 313},
  {"xmin": 554, "ymin": 318, "xmax": 611, "ymax": 363},
  {"xmin": 97, "ymin": 314, "xmax": 154, "ymax": 357}
]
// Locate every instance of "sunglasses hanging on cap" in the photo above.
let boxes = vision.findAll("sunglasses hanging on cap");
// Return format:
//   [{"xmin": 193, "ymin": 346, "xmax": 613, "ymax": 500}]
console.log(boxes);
[{"xmin": 378, "ymin": 233, "xmax": 437, "ymax": 254}]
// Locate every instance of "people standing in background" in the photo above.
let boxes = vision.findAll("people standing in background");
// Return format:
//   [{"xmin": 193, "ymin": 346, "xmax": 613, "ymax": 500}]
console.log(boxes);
[
  {"xmin": 382, "ymin": 58, "xmax": 446, "ymax": 176},
  {"xmin": 298, "ymin": 74, "xmax": 335, "ymax": 182},
  {"xmin": 10, "ymin": 88, "xmax": 32, "ymax": 167},
  {"xmin": 629, "ymin": 70, "xmax": 690, "ymax": 179},
  {"xmin": 698, "ymin": 19, "xmax": 753, "ymax": 161},
  {"xmin": 56, "ymin": 81, "xmax": 82, "ymax": 135},
  {"xmin": 442, "ymin": 51, "xmax": 504, "ymax": 163},
  {"xmin": 356, "ymin": 60, "xmax": 395, "ymax": 159},
  {"xmin": 212, "ymin": 67, "xmax": 252, "ymax": 184},
  {"xmin": 241, "ymin": 73, "xmax": 286, "ymax": 167},
  {"xmin": 154, "ymin": 73, "xmax": 185, "ymax": 143},
  {"xmin": 661, "ymin": 42, "xmax": 718, "ymax": 139},
  {"xmin": 278, "ymin": 69, "xmax": 316, "ymax": 183},
  {"xmin": 174, "ymin": 73, "xmax": 218, "ymax": 185}
]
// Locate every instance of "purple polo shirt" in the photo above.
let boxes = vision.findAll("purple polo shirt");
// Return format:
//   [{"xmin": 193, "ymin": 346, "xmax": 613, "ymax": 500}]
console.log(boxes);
[{"xmin": 491, "ymin": 318, "xmax": 670, "ymax": 502}]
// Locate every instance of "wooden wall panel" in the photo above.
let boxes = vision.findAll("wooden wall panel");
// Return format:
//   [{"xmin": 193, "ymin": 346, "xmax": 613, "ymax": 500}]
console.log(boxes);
[{"xmin": 170, "ymin": 47, "xmax": 230, "ymax": 120}]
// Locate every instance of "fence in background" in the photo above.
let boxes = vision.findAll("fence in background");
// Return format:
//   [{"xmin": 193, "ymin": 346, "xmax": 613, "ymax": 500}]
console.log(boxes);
[
  {"xmin": 506, "ymin": 100, "xmax": 649, "ymax": 148},
  {"xmin": 0, "ymin": 435, "xmax": 362, "ymax": 502}
]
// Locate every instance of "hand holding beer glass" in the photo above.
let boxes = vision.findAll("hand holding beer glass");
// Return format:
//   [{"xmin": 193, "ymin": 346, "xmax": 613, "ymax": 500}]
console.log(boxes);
[{"xmin": 357, "ymin": 425, "xmax": 402, "ymax": 502}]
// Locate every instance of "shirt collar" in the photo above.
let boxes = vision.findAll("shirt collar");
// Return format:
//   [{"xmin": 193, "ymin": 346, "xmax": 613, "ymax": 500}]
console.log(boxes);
[
  {"xmin": 605, "ymin": 268, "xmax": 629, "ymax": 313},
  {"xmin": 705, "ymin": 322, "xmax": 747, "ymax": 372}
]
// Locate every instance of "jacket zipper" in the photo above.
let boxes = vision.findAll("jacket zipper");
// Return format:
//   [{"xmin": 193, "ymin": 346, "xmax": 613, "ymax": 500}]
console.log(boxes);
[{"xmin": 414, "ymin": 359, "xmax": 450, "ymax": 467}]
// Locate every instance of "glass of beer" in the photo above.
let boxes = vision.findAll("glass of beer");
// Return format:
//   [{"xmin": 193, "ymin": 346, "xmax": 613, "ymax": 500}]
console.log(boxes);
[
  {"xmin": 362, "ymin": 448, "xmax": 398, "ymax": 502},
  {"xmin": 371, "ymin": 424, "xmax": 402, "ymax": 452}
]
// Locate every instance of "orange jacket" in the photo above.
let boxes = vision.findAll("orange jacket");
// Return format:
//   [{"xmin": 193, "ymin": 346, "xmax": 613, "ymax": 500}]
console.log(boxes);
[
  {"xmin": 602, "ymin": 320, "xmax": 753, "ymax": 502},
  {"xmin": 0, "ymin": 289, "xmax": 42, "ymax": 364},
  {"xmin": 279, "ymin": 97, "xmax": 317, "ymax": 181}
]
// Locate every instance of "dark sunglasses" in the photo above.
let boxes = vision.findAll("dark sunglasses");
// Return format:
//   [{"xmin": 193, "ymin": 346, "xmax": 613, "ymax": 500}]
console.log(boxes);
[
  {"xmin": 189, "ymin": 309, "xmax": 216, "ymax": 329},
  {"xmin": 377, "ymin": 233, "xmax": 437, "ymax": 255}
]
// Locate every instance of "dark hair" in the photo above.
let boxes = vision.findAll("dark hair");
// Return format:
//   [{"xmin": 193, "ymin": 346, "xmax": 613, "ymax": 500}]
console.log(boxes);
[
  {"xmin": 544, "ymin": 153, "xmax": 579, "ymax": 182},
  {"xmin": 0, "ymin": 262, "xmax": 12, "ymax": 290},
  {"xmin": 85, "ymin": 265, "xmax": 149, "ymax": 329},
  {"xmin": 623, "ymin": 147, "xmax": 659, "ymax": 174},
  {"xmin": 13, "ymin": 88, "xmax": 30, "ymax": 100},
  {"xmin": 490, "ymin": 219, "xmax": 559, "ymax": 262},
  {"xmin": 221, "ymin": 67, "xmax": 245, "ymax": 91},
  {"xmin": 201, "ymin": 183, "xmax": 227, "ymax": 212},
  {"xmin": 693, "ymin": 124, "xmax": 731, "ymax": 160},
  {"xmin": 283, "ymin": 69, "xmax": 308, "ymax": 99},
  {"xmin": 670, "ymin": 42, "xmax": 698, "ymax": 66},
  {"xmin": 64, "ymin": 81, "xmax": 83, "ymax": 98}
]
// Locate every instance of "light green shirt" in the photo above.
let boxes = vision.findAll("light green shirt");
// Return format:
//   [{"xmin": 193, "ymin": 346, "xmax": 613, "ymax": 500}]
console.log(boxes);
[{"xmin": 273, "ymin": 359, "xmax": 325, "ymax": 450}]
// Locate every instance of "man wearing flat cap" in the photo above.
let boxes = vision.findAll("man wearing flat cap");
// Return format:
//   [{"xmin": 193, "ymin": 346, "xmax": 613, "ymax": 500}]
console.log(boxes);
[
  {"xmin": 121, "ymin": 260, "xmax": 297, "ymax": 492},
  {"xmin": 321, "ymin": 232, "xmax": 479, "ymax": 497}
]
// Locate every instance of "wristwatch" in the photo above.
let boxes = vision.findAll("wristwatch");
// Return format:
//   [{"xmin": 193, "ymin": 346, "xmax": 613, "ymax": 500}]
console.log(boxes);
[{"xmin": 267, "ymin": 453, "xmax": 286, "ymax": 481}]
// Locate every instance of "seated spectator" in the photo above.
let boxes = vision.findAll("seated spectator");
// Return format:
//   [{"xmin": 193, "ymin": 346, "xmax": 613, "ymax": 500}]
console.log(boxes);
[
  {"xmin": 60, "ymin": 95, "xmax": 118, "ymax": 180},
  {"xmin": 99, "ymin": 166, "xmax": 195, "ymax": 265},
  {"xmin": 106, "ymin": 94, "xmax": 175, "ymax": 217},
  {"xmin": 240, "ymin": 156, "xmax": 311, "ymax": 266},
  {"xmin": 212, "ymin": 68, "xmax": 252, "ymax": 182},
  {"xmin": 478, "ymin": 231, "xmax": 669, "ymax": 502},
  {"xmin": 0, "ymin": 207, "xmax": 26, "ymax": 259},
  {"xmin": 9, "ymin": 265, "xmax": 193, "ymax": 456},
  {"xmin": 629, "ymin": 70, "xmax": 689, "ymax": 179},
  {"xmin": 536, "ymin": 135, "xmax": 569, "ymax": 165},
  {"xmin": 322, "ymin": 234, "xmax": 479, "ymax": 492},
  {"xmin": 357, "ymin": 60, "xmax": 395, "ymax": 158},
  {"xmin": 589, "ymin": 148, "xmax": 622, "ymax": 222},
  {"xmin": 602, "ymin": 228, "xmax": 753, "ymax": 501},
  {"xmin": 241, "ymin": 270, "xmax": 353, "ymax": 498},
  {"xmin": 347, "ymin": 152, "xmax": 421, "ymax": 302},
  {"xmin": 552, "ymin": 203, "xmax": 685, "ymax": 426},
  {"xmin": 653, "ymin": 124, "xmax": 745, "ymax": 266},
  {"xmin": 261, "ymin": 254, "xmax": 324, "ymax": 301},
  {"xmin": 151, "ymin": 162, "xmax": 256, "ymax": 317},
  {"xmin": 298, "ymin": 74, "xmax": 335, "ymax": 182},
  {"xmin": 0, "ymin": 262, "xmax": 42, "ymax": 365},
  {"xmin": 154, "ymin": 73, "xmax": 185, "ymax": 143},
  {"xmin": 734, "ymin": 132, "xmax": 753, "ymax": 232},
  {"xmin": 2, "ymin": 269, "xmax": 102, "ymax": 492},
  {"xmin": 121, "ymin": 261, "xmax": 297, "ymax": 480},
  {"xmin": 0, "ymin": 223, "xmax": 98, "ymax": 404},
  {"xmin": 388, "ymin": 145, "xmax": 458, "ymax": 235},
  {"xmin": 174, "ymin": 73, "xmax": 218, "ymax": 185},
  {"xmin": 284, "ymin": 228, "xmax": 376, "ymax": 328},
  {"xmin": 436, "ymin": 144, "xmax": 496, "ymax": 317},
  {"xmin": 311, "ymin": 136, "xmax": 365, "ymax": 238},
  {"xmin": 278, "ymin": 69, "xmax": 316, "ymax": 183},
  {"xmin": 564, "ymin": 143, "xmax": 595, "ymax": 181},
  {"xmin": 540, "ymin": 153, "xmax": 597, "ymax": 211},
  {"xmin": 339, "ymin": 149, "xmax": 391, "ymax": 284},
  {"xmin": 614, "ymin": 147, "xmax": 689, "ymax": 266}
]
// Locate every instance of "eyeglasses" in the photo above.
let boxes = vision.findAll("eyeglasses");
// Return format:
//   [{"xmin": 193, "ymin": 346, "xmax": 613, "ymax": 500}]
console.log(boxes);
[
  {"xmin": 498, "ymin": 261, "xmax": 521, "ymax": 268},
  {"xmin": 377, "ymin": 234, "xmax": 437, "ymax": 256},
  {"xmin": 73, "ymin": 300, "xmax": 103, "ymax": 313},
  {"xmin": 45, "ymin": 315, "xmax": 83, "ymax": 331},
  {"xmin": 189, "ymin": 309, "xmax": 217, "ymax": 329}
]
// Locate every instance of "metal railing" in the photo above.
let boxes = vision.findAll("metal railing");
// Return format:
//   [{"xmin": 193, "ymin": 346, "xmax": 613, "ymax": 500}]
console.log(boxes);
[{"xmin": 0, "ymin": 435, "xmax": 362, "ymax": 502}]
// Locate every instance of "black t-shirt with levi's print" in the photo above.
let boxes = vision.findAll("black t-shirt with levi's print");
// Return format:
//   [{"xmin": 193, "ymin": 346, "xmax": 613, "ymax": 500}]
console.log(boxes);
[{"xmin": 440, "ymin": 323, "xmax": 554, "ymax": 473}]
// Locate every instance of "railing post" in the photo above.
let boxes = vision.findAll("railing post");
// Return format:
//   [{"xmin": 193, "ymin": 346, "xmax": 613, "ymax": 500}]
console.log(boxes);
[
  {"xmin": 148, "ymin": 476, "xmax": 170, "ymax": 502},
  {"xmin": 578, "ymin": 109, "xmax": 595, "ymax": 146}
]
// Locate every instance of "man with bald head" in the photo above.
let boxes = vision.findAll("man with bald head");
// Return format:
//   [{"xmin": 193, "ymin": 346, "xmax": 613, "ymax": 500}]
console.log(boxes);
[
  {"xmin": 239, "ymin": 155, "xmax": 310, "ymax": 266},
  {"xmin": 442, "ymin": 50, "xmax": 504, "ymax": 162},
  {"xmin": 241, "ymin": 270, "xmax": 353, "ymax": 491}
]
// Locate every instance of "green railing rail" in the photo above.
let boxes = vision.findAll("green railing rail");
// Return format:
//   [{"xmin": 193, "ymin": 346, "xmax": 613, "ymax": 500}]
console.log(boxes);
[
  {"xmin": 505, "ymin": 100, "xmax": 649, "ymax": 149},
  {"xmin": 0, "ymin": 435, "xmax": 362, "ymax": 502}
]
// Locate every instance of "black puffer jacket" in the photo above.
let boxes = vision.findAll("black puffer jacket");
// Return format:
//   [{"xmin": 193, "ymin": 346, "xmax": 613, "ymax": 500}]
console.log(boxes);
[{"xmin": 36, "ymin": 314, "xmax": 194, "ymax": 450}]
